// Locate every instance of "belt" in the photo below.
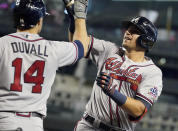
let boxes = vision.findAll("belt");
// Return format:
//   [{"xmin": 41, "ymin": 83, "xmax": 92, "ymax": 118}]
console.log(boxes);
[
  {"xmin": 0, "ymin": 128, "xmax": 23, "ymax": 131},
  {"xmin": 15, "ymin": 112, "xmax": 43, "ymax": 119},
  {"xmin": 84, "ymin": 114, "xmax": 126, "ymax": 131},
  {"xmin": 0, "ymin": 111, "xmax": 43, "ymax": 119},
  {"xmin": 0, "ymin": 127, "xmax": 23, "ymax": 131}
]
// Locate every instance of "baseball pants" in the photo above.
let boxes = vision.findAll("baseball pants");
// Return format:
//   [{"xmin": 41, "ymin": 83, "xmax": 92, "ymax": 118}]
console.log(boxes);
[
  {"xmin": 74, "ymin": 118, "xmax": 99, "ymax": 131},
  {"xmin": 0, "ymin": 112, "xmax": 43, "ymax": 131},
  {"xmin": 74, "ymin": 115, "xmax": 126, "ymax": 131}
]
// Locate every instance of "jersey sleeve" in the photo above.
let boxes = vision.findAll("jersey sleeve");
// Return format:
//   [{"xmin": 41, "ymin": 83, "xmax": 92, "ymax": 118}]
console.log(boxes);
[
  {"xmin": 0, "ymin": 38, "xmax": 5, "ymax": 58},
  {"xmin": 86, "ymin": 36, "xmax": 118, "ymax": 68},
  {"xmin": 129, "ymin": 67, "xmax": 163, "ymax": 122},
  {"xmin": 50, "ymin": 40, "xmax": 84, "ymax": 67},
  {"xmin": 136, "ymin": 67, "xmax": 163, "ymax": 109}
]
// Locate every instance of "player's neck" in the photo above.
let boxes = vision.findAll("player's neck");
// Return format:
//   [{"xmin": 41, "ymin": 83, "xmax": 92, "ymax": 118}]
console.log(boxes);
[
  {"xmin": 17, "ymin": 29, "xmax": 38, "ymax": 34},
  {"xmin": 125, "ymin": 51, "xmax": 146, "ymax": 62},
  {"xmin": 17, "ymin": 19, "xmax": 43, "ymax": 34},
  {"xmin": 17, "ymin": 26, "xmax": 40, "ymax": 34}
]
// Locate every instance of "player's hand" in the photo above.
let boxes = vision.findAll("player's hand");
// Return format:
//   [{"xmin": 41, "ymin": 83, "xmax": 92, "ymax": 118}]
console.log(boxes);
[
  {"xmin": 63, "ymin": 0, "xmax": 88, "ymax": 19},
  {"xmin": 96, "ymin": 72, "xmax": 116, "ymax": 95},
  {"xmin": 63, "ymin": 0, "xmax": 74, "ymax": 18},
  {"xmin": 74, "ymin": 0, "xmax": 88, "ymax": 19},
  {"xmin": 63, "ymin": 0, "xmax": 75, "ymax": 33}
]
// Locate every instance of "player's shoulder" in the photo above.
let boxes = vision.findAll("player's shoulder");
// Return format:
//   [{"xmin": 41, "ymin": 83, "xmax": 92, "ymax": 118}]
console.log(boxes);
[
  {"xmin": 92, "ymin": 37, "xmax": 119, "ymax": 54},
  {"xmin": 144, "ymin": 58, "xmax": 162, "ymax": 75},
  {"xmin": 93, "ymin": 37, "xmax": 117, "ymax": 46},
  {"xmin": 1, "ymin": 32, "xmax": 19, "ymax": 39},
  {"xmin": 0, "ymin": 34, "xmax": 10, "ymax": 40},
  {"xmin": 0, "ymin": 34, "xmax": 9, "ymax": 45},
  {"xmin": 5, "ymin": 32, "xmax": 45, "ymax": 41}
]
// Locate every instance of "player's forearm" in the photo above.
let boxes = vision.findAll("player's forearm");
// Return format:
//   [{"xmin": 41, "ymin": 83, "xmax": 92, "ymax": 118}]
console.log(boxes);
[
  {"xmin": 73, "ymin": 19, "xmax": 90, "ymax": 56},
  {"xmin": 96, "ymin": 73, "xmax": 146, "ymax": 118},
  {"xmin": 121, "ymin": 97, "xmax": 146, "ymax": 117},
  {"xmin": 108, "ymin": 89, "xmax": 145, "ymax": 117}
]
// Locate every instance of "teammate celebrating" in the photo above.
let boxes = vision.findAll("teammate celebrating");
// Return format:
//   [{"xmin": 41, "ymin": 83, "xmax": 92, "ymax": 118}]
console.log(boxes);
[
  {"xmin": 0, "ymin": 0, "xmax": 89, "ymax": 131},
  {"xmin": 64, "ymin": 1, "xmax": 163, "ymax": 131}
]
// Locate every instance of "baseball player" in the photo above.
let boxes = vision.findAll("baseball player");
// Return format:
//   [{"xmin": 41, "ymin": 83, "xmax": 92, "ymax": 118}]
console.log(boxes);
[
  {"xmin": 64, "ymin": 1, "xmax": 163, "ymax": 131},
  {"xmin": 0, "ymin": 0, "xmax": 89, "ymax": 131}
]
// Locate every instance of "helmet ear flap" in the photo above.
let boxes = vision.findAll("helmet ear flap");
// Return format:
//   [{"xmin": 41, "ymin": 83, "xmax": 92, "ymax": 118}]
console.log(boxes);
[
  {"xmin": 137, "ymin": 35, "xmax": 155, "ymax": 51},
  {"xmin": 137, "ymin": 35, "xmax": 149, "ymax": 51}
]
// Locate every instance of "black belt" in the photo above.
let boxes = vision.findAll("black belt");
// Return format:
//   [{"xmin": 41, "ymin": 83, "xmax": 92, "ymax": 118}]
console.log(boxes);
[{"xmin": 84, "ymin": 115, "xmax": 125, "ymax": 131}]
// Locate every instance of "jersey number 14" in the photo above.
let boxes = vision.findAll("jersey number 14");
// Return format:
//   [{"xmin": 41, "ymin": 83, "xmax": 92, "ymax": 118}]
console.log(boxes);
[{"xmin": 10, "ymin": 58, "xmax": 45, "ymax": 93}]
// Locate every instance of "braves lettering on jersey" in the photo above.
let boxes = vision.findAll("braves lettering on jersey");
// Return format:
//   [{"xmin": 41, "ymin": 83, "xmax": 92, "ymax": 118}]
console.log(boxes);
[
  {"xmin": 75, "ymin": 37, "xmax": 163, "ymax": 131},
  {"xmin": 0, "ymin": 32, "xmax": 84, "ymax": 116}
]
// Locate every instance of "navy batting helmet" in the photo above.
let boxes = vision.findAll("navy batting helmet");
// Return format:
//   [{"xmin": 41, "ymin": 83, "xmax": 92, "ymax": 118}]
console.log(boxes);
[
  {"xmin": 122, "ymin": 16, "xmax": 158, "ymax": 51},
  {"xmin": 13, "ymin": 0, "xmax": 49, "ymax": 30}
]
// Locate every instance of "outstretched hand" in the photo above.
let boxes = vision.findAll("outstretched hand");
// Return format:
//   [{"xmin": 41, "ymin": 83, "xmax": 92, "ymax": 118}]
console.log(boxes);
[
  {"xmin": 63, "ymin": 0, "xmax": 88, "ymax": 34},
  {"xmin": 74, "ymin": 0, "xmax": 88, "ymax": 19},
  {"xmin": 63, "ymin": 0, "xmax": 88, "ymax": 19},
  {"xmin": 63, "ymin": 0, "xmax": 75, "ymax": 33},
  {"xmin": 63, "ymin": 0, "xmax": 74, "ymax": 17}
]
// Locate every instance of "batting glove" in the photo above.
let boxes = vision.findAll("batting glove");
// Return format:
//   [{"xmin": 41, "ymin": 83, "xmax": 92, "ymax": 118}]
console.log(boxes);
[
  {"xmin": 63, "ymin": 0, "xmax": 88, "ymax": 33},
  {"xmin": 96, "ymin": 72, "xmax": 127, "ymax": 106},
  {"xmin": 96, "ymin": 72, "xmax": 116, "ymax": 95},
  {"xmin": 63, "ymin": 0, "xmax": 88, "ymax": 19},
  {"xmin": 74, "ymin": 0, "xmax": 88, "ymax": 19}
]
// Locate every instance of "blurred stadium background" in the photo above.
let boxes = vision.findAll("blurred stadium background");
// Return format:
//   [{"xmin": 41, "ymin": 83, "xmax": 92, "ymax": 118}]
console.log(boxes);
[{"xmin": 0, "ymin": 0, "xmax": 178, "ymax": 131}]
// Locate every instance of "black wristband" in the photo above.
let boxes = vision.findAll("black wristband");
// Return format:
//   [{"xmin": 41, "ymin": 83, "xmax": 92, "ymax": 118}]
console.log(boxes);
[
  {"xmin": 65, "ymin": 6, "xmax": 75, "ymax": 34},
  {"xmin": 69, "ymin": 16, "xmax": 75, "ymax": 34},
  {"xmin": 108, "ymin": 90, "xmax": 127, "ymax": 106}
]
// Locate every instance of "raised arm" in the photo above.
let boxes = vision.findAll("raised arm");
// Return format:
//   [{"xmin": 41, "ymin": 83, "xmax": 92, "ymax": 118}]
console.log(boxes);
[
  {"xmin": 63, "ymin": 0, "xmax": 90, "ymax": 56},
  {"xmin": 73, "ymin": 19, "xmax": 90, "ymax": 56}
]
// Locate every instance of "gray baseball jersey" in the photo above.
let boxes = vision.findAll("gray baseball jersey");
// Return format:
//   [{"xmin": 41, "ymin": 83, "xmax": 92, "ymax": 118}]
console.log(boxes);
[
  {"xmin": 0, "ymin": 32, "xmax": 84, "ymax": 116},
  {"xmin": 77, "ymin": 37, "xmax": 163, "ymax": 131}
]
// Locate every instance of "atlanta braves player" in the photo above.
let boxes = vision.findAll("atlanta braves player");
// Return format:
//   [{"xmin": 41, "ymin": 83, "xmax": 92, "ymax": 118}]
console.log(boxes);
[
  {"xmin": 77, "ymin": 18, "xmax": 162, "ymax": 131},
  {"xmin": 64, "ymin": 2, "xmax": 163, "ymax": 130},
  {"xmin": 0, "ymin": 0, "xmax": 89, "ymax": 131}
]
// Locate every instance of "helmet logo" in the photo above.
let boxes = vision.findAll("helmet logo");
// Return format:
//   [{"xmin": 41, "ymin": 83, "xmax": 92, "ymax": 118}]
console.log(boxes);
[
  {"xmin": 27, "ymin": 3, "xmax": 42, "ymax": 11},
  {"xmin": 131, "ymin": 17, "xmax": 140, "ymax": 24},
  {"xmin": 16, "ymin": 0, "xmax": 21, "ymax": 6}
]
